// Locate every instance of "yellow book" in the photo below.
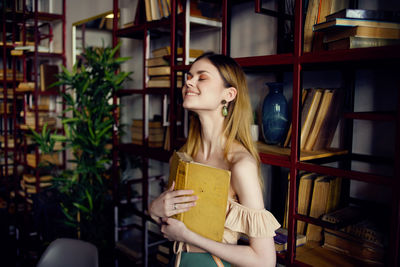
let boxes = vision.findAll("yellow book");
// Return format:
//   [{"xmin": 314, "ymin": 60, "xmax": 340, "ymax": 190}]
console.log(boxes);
[
  {"xmin": 168, "ymin": 151, "xmax": 231, "ymax": 242},
  {"xmin": 304, "ymin": 89, "xmax": 334, "ymax": 151},
  {"xmin": 300, "ymin": 89, "xmax": 323, "ymax": 150},
  {"xmin": 306, "ymin": 176, "xmax": 331, "ymax": 242}
]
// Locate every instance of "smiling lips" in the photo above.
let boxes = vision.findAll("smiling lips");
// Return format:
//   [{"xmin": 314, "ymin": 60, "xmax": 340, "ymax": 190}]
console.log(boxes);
[{"xmin": 185, "ymin": 90, "xmax": 199, "ymax": 96}]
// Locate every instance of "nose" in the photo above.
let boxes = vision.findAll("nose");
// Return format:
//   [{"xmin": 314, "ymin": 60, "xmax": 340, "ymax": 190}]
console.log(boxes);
[{"xmin": 185, "ymin": 76, "xmax": 195, "ymax": 87}]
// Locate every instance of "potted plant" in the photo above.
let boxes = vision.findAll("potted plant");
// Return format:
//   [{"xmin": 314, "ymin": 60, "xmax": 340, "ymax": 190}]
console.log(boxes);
[{"xmin": 30, "ymin": 43, "xmax": 131, "ymax": 261}]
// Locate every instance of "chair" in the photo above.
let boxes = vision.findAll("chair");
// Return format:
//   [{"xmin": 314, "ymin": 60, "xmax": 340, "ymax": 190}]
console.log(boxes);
[{"xmin": 36, "ymin": 238, "xmax": 98, "ymax": 267}]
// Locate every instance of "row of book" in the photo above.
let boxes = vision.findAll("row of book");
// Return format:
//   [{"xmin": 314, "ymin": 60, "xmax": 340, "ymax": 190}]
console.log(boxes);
[
  {"xmin": 20, "ymin": 173, "xmax": 53, "ymax": 194},
  {"xmin": 0, "ymin": 69, "xmax": 23, "ymax": 81},
  {"xmin": 147, "ymin": 46, "xmax": 203, "ymax": 88},
  {"xmin": 283, "ymin": 172, "xmax": 342, "ymax": 240},
  {"xmin": 283, "ymin": 87, "xmax": 345, "ymax": 151},
  {"xmin": 143, "ymin": 0, "xmax": 177, "ymax": 22},
  {"xmin": 131, "ymin": 119, "xmax": 165, "ymax": 148},
  {"xmin": 307, "ymin": 4, "xmax": 400, "ymax": 51},
  {"xmin": 141, "ymin": 0, "xmax": 220, "ymax": 23}
]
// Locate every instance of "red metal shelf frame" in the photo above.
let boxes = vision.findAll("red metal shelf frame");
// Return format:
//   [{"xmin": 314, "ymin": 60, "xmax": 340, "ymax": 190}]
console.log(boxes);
[{"xmin": 112, "ymin": 0, "xmax": 400, "ymax": 266}]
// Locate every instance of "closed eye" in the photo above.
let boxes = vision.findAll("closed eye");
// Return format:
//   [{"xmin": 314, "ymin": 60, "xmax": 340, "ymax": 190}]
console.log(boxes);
[{"xmin": 198, "ymin": 74, "xmax": 208, "ymax": 81}]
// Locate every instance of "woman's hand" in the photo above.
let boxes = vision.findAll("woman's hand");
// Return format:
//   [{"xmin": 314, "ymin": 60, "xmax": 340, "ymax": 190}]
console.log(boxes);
[
  {"xmin": 161, "ymin": 217, "xmax": 189, "ymax": 242},
  {"xmin": 149, "ymin": 182, "xmax": 197, "ymax": 222}
]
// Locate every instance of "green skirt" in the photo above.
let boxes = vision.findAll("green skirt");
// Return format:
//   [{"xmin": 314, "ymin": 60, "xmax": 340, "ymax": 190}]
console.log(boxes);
[{"xmin": 173, "ymin": 252, "xmax": 231, "ymax": 267}]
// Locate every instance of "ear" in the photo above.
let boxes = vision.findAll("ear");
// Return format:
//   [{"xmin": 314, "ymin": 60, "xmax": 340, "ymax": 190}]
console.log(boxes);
[{"xmin": 224, "ymin": 87, "xmax": 237, "ymax": 103}]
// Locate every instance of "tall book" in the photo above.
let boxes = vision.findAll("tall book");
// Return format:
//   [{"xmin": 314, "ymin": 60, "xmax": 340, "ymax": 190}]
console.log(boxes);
[
  {"xmin": 304, "ymin": 89, "xmax": 334, "ymax": 151},
  {"xmin": 305, "ymin": 175, "xmax": 331, "ymax": 242},
  {"xmin": 296, "ymin": 172, "xmax": 318, "ymax": 235},
  {"xmin": 300, "ymin": 89, "xmax": 323, "ymax": 150},
  {"xmin": 168, "ymin": 151, "xmax": 231, "ymax": 242},
  {"xmin": 312, "ymin": 0, "xmax": 335, "ymax": 51},
  {"xmin": 303, "ymin": 0, "xmax": 320, "ymax": 52},
  {"xmin": 40, "ymin": 64, "xmax": 59, "ymax": 92},
  {"xmin": 312, "ymin": 88, "xmax": 345, "ymax": 151},
  {"xmin": 283, "ymin": 88, "xmax": 308, "ymax": 148}
]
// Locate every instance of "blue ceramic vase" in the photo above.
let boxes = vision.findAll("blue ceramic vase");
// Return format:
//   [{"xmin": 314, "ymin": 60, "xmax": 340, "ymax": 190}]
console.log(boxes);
[{"xmin": 262, "ymin": 82, "xmax": 288, "ymax": 145}]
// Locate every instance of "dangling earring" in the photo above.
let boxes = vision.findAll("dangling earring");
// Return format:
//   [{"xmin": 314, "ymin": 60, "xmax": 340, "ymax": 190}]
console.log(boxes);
[{"xmin": 221, "ymin": 100, "xmax": 228, "ymax": 117}]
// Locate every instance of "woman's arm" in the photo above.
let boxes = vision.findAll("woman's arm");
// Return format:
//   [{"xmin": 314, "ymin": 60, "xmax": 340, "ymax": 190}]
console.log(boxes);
[{"xmin": 161, "ymin": 154, "xmax": 276, "ymax": 267}]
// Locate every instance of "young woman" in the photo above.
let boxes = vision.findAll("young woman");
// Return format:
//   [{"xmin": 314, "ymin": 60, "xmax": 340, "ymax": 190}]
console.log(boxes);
[{"xmin": 149, "ymin": 53, "xmax": 280, "ymax": 267}]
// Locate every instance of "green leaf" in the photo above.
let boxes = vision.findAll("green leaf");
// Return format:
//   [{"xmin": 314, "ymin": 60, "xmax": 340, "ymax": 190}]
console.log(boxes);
[
  {"xmin": 85, "ymin": 189, "xmax": 93, "ymax": 211},
  {"xmin": 73, "ymin": 202, "xmax": 90, "ymax": 213}
]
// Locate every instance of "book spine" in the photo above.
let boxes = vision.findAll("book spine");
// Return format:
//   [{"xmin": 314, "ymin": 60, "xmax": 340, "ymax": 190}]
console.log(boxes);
[{"xmin": 174, "ymin": 161, "xmax": 188, "ymax": 221}]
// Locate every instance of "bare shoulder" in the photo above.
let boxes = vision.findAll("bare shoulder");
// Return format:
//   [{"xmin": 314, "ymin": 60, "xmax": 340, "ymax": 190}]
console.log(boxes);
[{"xmin": 228, "ymin": 143, "xmax": 264, "ymax": 209}]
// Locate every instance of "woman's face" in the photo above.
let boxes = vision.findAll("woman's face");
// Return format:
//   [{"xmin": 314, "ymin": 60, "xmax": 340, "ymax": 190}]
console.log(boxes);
[{"xmin": 182, "ymin": 58, "xmax": 227, "ymax": 114}]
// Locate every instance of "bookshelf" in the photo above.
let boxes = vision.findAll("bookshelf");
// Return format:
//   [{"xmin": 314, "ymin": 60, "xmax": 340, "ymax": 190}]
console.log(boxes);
[
  {"xmin": 1, "ymin": 0, "xmax": 66, "ymax": 263},
  {"xmin": 112, "ymin": 0, "xmax": 400, "ymax": 266}
]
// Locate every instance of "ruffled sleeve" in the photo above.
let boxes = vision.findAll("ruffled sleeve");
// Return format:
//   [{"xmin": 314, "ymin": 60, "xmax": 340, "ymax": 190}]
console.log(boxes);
[{"xmin": 225, "ymin": 199, "xmax": 281, "ymax": 238}]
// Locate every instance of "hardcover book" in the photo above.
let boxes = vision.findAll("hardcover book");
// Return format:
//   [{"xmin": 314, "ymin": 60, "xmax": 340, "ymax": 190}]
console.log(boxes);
[
  {"xmin": 313, "ymin": 18, "xmax": 400, "ymax": 32},
  {"xmin": 326, "ymin": 36, "xmax": 400, "ymax": 50},
  {"xmin": 323, "ymin": 26, "xmax": 400, "ymax": 43},
  {"xmin": 274, "ymin": 228, "xmax": 306, "ymax": 253},
  {"xmin": 326, "ymin": 9, "xmax": 400, "ymax": 23},
  {"xmin": 168, "ymin": 151, "xmax": 231, "ymax": 242}
]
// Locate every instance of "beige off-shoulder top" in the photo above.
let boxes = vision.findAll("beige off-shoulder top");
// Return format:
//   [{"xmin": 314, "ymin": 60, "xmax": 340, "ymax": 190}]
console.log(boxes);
[{"xmin": 223, "ymin": 198, "xmax": 281, "ymax": 244}]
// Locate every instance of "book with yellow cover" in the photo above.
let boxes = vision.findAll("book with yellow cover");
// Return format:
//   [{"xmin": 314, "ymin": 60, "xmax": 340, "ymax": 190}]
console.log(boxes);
[{"xmin": 168, "ymin": 151, "xmax": 231, "ymax": 242}]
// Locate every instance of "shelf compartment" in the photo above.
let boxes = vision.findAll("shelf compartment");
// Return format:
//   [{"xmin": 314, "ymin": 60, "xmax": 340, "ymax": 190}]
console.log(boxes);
[
  {"xmin": 296, "ymin": 162, "xmax": 394, "ymax": 186},
  {"xmin": 234, "ymin": 54, "xmax": 294, "ymax": 68},
  {"xmin": 301, "ymin": 45, "xmax": 400, "ymax": 65},
  {"xmin": 117, "ymin": 88, "xmax": 169, "ymax": 96},
  {"xmin": 25, "ymin": 52, "xmax": 64, "ymax": 58},
  {"xmin": 344, "ymin": 111, "xmax": 396, "ymax": 122},
  {"xmin": 118, "ymin": 143, "xmax": 171, "ymax": 162},
  {"xmin": 116, "ymin": 24, "xmax": 145, "ymax": 39},
  {"xmin": 295, "ymin": 241, "xmax": 373, "ymax": 267},
  {"xmin": 117, "ymin": 89, "xmax": 145, "ymax": 96},
  {"xmin": 257, "ymin": 142, "xmax": 348, "ymax": 163},
  {"xmin": 189, "ymin": 16, "xmax": 222, "ymax": 28}
]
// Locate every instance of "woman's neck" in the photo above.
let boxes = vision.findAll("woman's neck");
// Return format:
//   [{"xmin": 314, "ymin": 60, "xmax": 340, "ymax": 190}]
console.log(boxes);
[{"xmin": 197, "ymin": 112, "xmax": 225, "ymax": 161}]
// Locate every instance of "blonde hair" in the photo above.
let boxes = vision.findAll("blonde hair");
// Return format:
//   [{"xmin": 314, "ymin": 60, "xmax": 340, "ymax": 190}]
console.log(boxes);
[{"xmin": 183, "ymin": 53, "xmax": 262, "ymax": 187}]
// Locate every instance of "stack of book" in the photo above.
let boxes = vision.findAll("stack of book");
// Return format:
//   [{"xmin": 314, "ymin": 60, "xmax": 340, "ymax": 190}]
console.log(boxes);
[
  {"xmin": 322, "ymin": 207, "xmax": 385, "ymax": 265},
  {"xmin": 147, "ymin": 46, "xmax": 203, "ymax": 88},
  {"xmin": 143, "ymin": 0, "xmax": 176, "ymax": 22},
  {"xmin": 131, "ymin": 119, "xmax": 164, "ymax": 148},
  {"xmin": 141, "ymin": 0, "xmax": 220, "ymax": 23},
  {"xmin": 313, "ymin": 9, "xmax": 400, "ymax": 50},
  {"xmin": 283, "ymin": 88, "xmax": 345, "ymax": 151},
  {"xmin": 0, "ymin": 69, "xmax": 23, "ymax": 81},
  {"xmin": 156, "ymin": 243, "xmax": 171, "ymax": 266},
  {"xmin": 283, "ymin": 172, "xmax": 342, "ymax": 242},
  {"xmin": 0, "ymin": 102, "xmax": 12, "ymax": 114},
  {"xmin": 16, "ymin": 82, "xmax": 35, "ymax": 93},
  {"xmin": 274, "ymin": 228, "xmax": 307, "ymax": 253},
  {"xmin": 21, "ymin": 111, "xmax": 57, "ymax": 129},
  {"xmin": 26, "ymin": 152, "xmax": 60, "ymax": 168},
  {"xmin": 20, "ymin": 174, "xmax": 53, "ymax": 194}
]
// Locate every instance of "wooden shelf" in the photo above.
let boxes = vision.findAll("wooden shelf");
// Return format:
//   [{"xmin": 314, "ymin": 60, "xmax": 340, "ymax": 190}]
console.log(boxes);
[
  {"xmin": 301, "ymin": 45, "xmax": 400, "ymax": 65},
  {"xmin": 257, "ymin": 142, "xmax": 348, "ymax": 162},
  {"xmin": 295, "ymin": 241, "xmax": 381, "ymax": 267}
]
